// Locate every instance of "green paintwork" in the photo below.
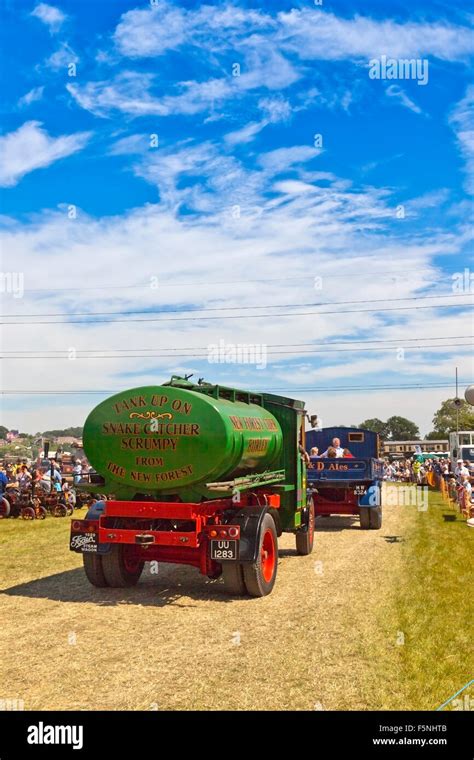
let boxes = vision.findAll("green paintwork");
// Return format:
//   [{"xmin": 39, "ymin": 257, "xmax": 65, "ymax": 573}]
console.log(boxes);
[{"xmin": 83, "ymin": 382, "xmax": 283, "ymax": 498}]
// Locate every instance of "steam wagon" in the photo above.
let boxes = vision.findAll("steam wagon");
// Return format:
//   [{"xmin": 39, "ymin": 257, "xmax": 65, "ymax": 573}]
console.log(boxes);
[
  {"xmin": 305, "ymin": 427, "xmax": 384, "ymax": 529},
  {"xmin": 70, "ymin": 376, "xmax": 314, "ymax": 597}
]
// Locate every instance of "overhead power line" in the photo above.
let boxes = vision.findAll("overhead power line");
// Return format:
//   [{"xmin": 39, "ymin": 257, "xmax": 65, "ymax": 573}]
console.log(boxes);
[
  {"xmin": 19, "ymin": 268, "xmax": 466, "ymax": 294},
  {"xmin": 1, "ymin": 381, "xmax": 469, "ymax": 396},
  {"xmin": 2, "ymin": 341, "xmax": 472, "ymax": 360},
  {"xmin": 2, "ymin": 301, "xmax": 472, "ymax": 326},
  {"xmin": 2, "ymin": 334, "xmax": 471, "ymax": 355},
  {"xmin": 0, "ymin": 292, "xmax": 469, "ymax": 319}
]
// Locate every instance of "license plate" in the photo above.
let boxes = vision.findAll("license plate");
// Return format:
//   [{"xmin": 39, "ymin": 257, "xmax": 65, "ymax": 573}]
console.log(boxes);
[
  {"xmin": 210, "ymin": 539, "xmax": 239, "ymax": 560},
  {"xmin": 70, "ymin": 532, "xmax": 98, "ymax": 553}
]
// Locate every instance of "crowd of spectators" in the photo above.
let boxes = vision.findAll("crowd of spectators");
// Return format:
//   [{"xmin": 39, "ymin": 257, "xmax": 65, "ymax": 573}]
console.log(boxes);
[
  {"xmin": 382, "ymin": 455, "xmax": 474, "ymax": 524},
  {"xmin": 0, "ymin": 457, "xmax": 92, "ymax": 498}
]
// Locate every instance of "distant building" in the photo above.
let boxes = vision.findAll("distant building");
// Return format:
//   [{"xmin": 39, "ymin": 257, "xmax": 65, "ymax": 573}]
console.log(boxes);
[
  {"xmin": 6, "ymin": 430, "xmax": 19, "ymax": 442},
  {"xmin": 55, "ymin": 436, "xmax": 82, "ymax": 446},
  {"xmin": 382, "ymin": 439, "xmax": 449, "ymax": 456}
]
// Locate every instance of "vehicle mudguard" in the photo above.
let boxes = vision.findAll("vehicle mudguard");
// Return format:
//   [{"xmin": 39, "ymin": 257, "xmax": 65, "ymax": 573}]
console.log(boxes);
[
  {"xmin": 228, "ymin": 506, "xmax": 269, "ymax": 563},
  {"xmin": 84, "ymin": 500, "xmax": 111, "ymax": 553},
  {"xmin": 358, "ymin": 481, "xmax": 382, "ymax": 508}
]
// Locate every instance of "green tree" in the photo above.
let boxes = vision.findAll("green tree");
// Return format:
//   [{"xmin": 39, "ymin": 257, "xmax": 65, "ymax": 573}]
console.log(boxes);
[
  {"xmin": 41, "ymin": 427, "xmax": 83, "ymax": 438},
  {"xmin": 358, "ymin": 418, "xmax": 389, "ymax": 437},
  {"xmin": 432, "ymin": 398, "xmax": 474, "ymax": 436},
  {"xmin": 0, "ymin": 425, "xmax": 8, "ymax": 439},
  {"xmin": 425, "ymin": 430, "xmax": 446, "ymax": 440},
  {"xmin": 385, "ymin": 416, "xmax": 420, "ymax": 440}
]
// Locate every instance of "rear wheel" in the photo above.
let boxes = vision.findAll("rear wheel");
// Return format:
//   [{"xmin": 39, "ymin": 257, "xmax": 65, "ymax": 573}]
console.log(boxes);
[
  {"xmin": 359, "ymin": 507, "xmax": 371, "ymax": 529},
  {"xmin": 101, "ymin": 545, "xmax": 144, "ymax": 587},
  {"xmin": 242, "ymin": 514, "xmax": 278, "ymax": 597},
  {"xmin": 369, "ymin": 506, "xmax": 382, "ymax": 529},
  {"xmin": 21, "ymin": 506, "xmax": 35, "ymax": 520},
  {"xmin": 221, "ymin": 562, "xmax": 246, "ymax": 595},
  {"xmin": 83, "ymin": 553, "xmax": 108, "ymax": 587},
  {"xmin": 296, "ymin": 501, "xmax": 315, "ymax": 555}
]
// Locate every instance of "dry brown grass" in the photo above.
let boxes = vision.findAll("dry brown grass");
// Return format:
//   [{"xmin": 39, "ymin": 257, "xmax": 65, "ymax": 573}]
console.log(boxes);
[{"xmin": 0, "ymin": 491, "xmax": 470, "ymax": 711}]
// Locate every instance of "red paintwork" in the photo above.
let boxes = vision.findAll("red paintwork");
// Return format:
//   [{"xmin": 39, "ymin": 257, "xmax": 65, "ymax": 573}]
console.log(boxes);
[
  {"xmin": 261, "ymin": 528, "xmax": 276, "ymax": 582},
  {"xmin": 312, "ymin": 487, "xmax": 359, "ymax": 516},
  {"xmin": 72, "ymin": 493, "xmax": 280, "ymax": 576}
]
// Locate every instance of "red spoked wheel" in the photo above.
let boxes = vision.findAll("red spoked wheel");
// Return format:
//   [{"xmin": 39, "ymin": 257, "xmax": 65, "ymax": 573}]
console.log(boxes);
[
  {"xmin": 21, "ymin": 506, "xmax": 35, "ymax": 520},
  {"xmin": 0, "ymin": 497, "xmax": 11, "ymax": 518},
  {"xmin": 36, "ymin": 506, "xmax": 47, "ymax": 520},
  {"xmin": 242, "ymin": 513, "xmax": 278, "ymax": 597}
]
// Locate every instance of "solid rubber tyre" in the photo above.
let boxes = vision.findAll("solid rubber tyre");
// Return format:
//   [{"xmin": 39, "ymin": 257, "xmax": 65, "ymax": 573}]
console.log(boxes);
[
  {"xmin": 296, "ymin": 501, "xmax": 315, "ymax": 555},
  {"xmin": 222, "ymin": 562, "xmax": 247, "ymax": 595},
  {"xmin": 369, "ymin": 506, "xmax": 382, "ymax": 529},
  {"xmin": 101, "ymin": 545, "xmax": 144, "ymax": 587},
  {"xmin": 359, "ymin": 506, "xmax": 371, "ymax": 529},
  {"xmin": 242, "ymin": 514, "xmax": 278, "ymax": 597},
  {"xmin": 83, "ymin": 553, "xmax": 109, "ymax": 587}
]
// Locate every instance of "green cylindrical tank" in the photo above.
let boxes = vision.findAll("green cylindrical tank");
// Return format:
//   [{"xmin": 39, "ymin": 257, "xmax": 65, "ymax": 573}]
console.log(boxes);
[{"xmin": 83, "ymin": 383, "xmax": 282, "ymax": 494}]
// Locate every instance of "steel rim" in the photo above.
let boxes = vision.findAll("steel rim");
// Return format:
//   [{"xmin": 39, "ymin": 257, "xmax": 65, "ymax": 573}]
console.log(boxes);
[
  {"xmin": 123, "ymin": 548, "xmax": 141, "ymax": 575},
  {"xmin": 261, "ymin": 529, "xmax": 276, "ymax": 583}
]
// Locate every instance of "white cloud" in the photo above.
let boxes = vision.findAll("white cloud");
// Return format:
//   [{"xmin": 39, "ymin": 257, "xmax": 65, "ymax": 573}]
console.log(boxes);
[
  {"xmin": 108, "ymin": 133, "xmax": 149, "ymax": 155},
  {"xmin": 1, "ymin": 162, "xmax": 469, "ymax": 433},
  {"xmin": 258, "ymin": 96, "xmax": 292, "ymax": 122},
  {"xmin": 449, "ymin": 85, "xmax": 474, "ymax": 195},
  {"xmin": 45, "ymin": 41, "xmax": 79, "ymax": 70},
  {"xmin": 17, "ymin": 86, "xmax": 45, "ymax": 108},
  {"xmin": 224, "ymin": 97, "xmax": 292, "ymax": 145},
  {"xmin": 113, "ymin": 2, "xmax": 273, "ymax": 58},
  {"xmin": 258, "ymin": 145, "xmax": 321, "ymax": 174},
  {"xmin": 225, "ymin": 121, "xmax": 266, "ymax": 146},
  {"xmin": 112, "ymin": 4, "xmax": 473, "ymax": 65},
  {"xmin": 0, "ymin": 121, "xmax": 92, "ymax": 187},
  {"xmin": 31, "ymin": 3, "xmax": 66, "ymax": 33},
  {"xmin": 385, "ymin": 84, "xmax": 423, "ymax": 114},
  {"xmin": 67, "ymin": 62, "xmax": 297, "ymax": 120},
  {"xmin": 277, "ymin": 9, "xmax": 473, "ymax": 62}
]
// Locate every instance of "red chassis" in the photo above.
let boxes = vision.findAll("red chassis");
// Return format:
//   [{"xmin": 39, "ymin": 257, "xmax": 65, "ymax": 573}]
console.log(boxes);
[
  {"xmin": 70, "ymin": 493, "xmax": 281, "ymax": 579},
  {"xmin": 311, "ymin": 487, "xmax": 360, "ymax": 517}
]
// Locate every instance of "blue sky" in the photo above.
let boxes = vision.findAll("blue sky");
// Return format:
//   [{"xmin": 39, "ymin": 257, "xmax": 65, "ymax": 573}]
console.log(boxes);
[{"xmin": 0, "ymin": 0, "xmax": 473, "ymax": 435}]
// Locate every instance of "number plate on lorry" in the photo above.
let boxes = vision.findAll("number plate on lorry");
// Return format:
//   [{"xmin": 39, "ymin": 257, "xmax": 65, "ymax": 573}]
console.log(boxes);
[
  {"xmin": 70, "ymin": 532, "xmax": 98, "ymax": 553},
  {"xmin": 210, "ymin": 539, "xmax": 239, "ymax": 560}
]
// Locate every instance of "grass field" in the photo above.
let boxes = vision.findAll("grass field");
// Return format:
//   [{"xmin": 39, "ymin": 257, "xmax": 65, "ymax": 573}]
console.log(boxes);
[{"xmin": 0, "ymin": 487, "xmax": 472, "ymax": 711}]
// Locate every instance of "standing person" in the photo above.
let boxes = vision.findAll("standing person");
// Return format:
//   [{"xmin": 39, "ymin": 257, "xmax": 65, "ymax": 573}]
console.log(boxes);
[
  {"xmin": 73, "ymin": 460, "xmax": 83, "ymax": 485},
  {"xmin": 0, "ymin": 466, "xmax": 7, "ymax": 495},
  {"xmin": 460, "ymin": 474, "xmax": 473, "ymax": 518},
  {"xmin": 412, "ymin": 458, "xmax": 421, "ymax": 483},
  {"xmin": 18, "ymin": 465, "xmax": 32, "ymax": 491},
  {"xmin": 454, "ymin": 459, "xmax": 469, "ymax": 485},
  {"xmin": 39, "ymin": 470, "xmax": 52, "ymax": 495}
]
